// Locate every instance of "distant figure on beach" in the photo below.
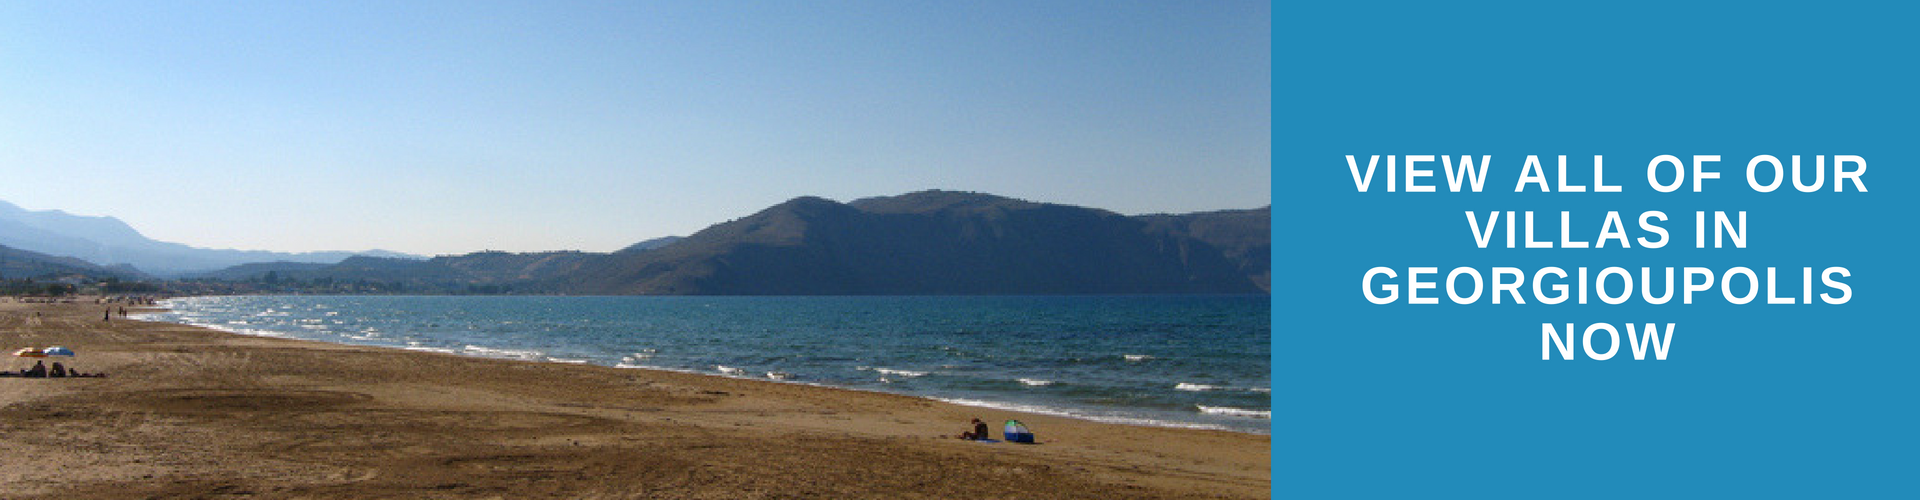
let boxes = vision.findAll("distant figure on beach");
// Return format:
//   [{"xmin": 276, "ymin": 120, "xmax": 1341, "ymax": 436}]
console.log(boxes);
[
  {"xmin": 104, "ymin": 307, "xmax": 111, "ymax": 321},
  {"xmin": 49, "ymin": 362, "xmax": 66, "ymax": 378},
  {"xmin": 119, "ymin": 307, "xmax": 127, "ymax": 317},
  {"xmin": 25, "ymin": 360, "xmax": 46, "ymax": 378},
  {"xmin": 957, "ymin": 418, "xmax": 991, "ymax": 440}
]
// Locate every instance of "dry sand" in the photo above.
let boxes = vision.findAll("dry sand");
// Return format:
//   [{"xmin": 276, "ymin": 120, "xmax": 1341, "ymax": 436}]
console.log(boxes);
[{"xmin": 0, "ymin": 299, "xmax": 1268, "ymax": 499}]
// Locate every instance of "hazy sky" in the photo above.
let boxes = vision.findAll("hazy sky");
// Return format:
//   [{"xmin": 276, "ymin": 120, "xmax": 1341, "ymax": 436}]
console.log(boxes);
[{"xmin": 0, "ymin": 1, "xmax": 1270, "ymax": 256}]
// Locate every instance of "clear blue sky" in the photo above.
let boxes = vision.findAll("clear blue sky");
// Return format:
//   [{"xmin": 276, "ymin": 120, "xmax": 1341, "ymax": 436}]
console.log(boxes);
[{"xmin": 0, "ymin": 1, "xmax": 1270, "ymax": 256}]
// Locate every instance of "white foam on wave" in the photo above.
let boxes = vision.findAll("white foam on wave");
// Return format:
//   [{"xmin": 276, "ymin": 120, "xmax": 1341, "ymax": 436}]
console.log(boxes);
[
  {"xmin": 935, "ymin": 397, "xmax": 1237, "ymax": 432},
  {"xmin": 545, "ymin": 357, "xmax": 591, "ymax": 364},
  {"xmin": 401, "ymin": 346, "xmax": 458, "ymax": 354},
  {"xmin": 613, "ymin": 363, "xmax": 708, "ymax": 376},
  {"xmin": 715, "ymin": 365, "xmax": 746, "ymax": 375},
  {"xmin": 1018, "ymin": 378, "xmax": 1056, "ymax": 387},
  {"xmin": 461, "ymin": 345, "xmax": 545, "ymax": 360},
  {"xmin": 230, "ymin": 327, "xmax": 290, "ymax": 338},
  {"xmin": 1196, "ymin": 405, "xmax": 1270, "ymax": 419},
  {"xmin": 1123, "ymin": 354, "xmax": 1153, "ymax": 362},
  {"xmin": 765, "ymin": 371, "xmax": 794, "ymax": 381},
  {"xmin": 859, "ymin": 367, "xmax": 929, "ymax": 378},
  {"xmin": 1177, "ymin": 383, "xmax": 1270, "ymax": 393},
  {"xmin": 183, "ymin": 321, "xmax": 289, "ymax": 339}
]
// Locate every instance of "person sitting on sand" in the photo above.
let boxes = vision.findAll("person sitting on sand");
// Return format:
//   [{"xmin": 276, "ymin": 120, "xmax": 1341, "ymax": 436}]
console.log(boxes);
[
  {"xmin": 49, "ymin": 362, "xmax": 67, "ymax": 378},
  {"xmin": 957, "ymin": 418, "xmax": 991, "ymax": 440},
  {"xmin": 25, "ymin": 360, "xmax": 47, "ymax": 378}
]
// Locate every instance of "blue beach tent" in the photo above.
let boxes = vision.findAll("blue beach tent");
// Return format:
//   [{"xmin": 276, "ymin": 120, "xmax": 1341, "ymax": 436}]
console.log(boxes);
[{"xmin": 1003, "ymin": 420, "xmax": 1034, "ymax": 443}]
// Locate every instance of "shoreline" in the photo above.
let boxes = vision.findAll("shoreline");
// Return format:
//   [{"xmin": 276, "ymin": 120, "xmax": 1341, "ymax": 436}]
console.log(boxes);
[
  {"xmin": 152, "ymin": 318, "xmax": 1269, "ymax": 435},
  {"xmin": 143, "ymin": 295, "xmax": 1273, "ymax": 436},
  {"xmin": 2, "ymin": 298, "xmax": 1269, "ymax": 498}
]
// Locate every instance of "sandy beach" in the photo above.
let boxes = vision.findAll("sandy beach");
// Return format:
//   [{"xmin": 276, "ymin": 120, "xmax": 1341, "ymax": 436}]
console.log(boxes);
[{"xmin": 0, "ymin": 299, "xmax": 1268, "ymax": 499}]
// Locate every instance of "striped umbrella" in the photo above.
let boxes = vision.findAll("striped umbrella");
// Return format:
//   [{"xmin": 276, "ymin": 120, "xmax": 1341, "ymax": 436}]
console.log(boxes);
[
  {"xmin": 13, "ymin": 347, "xmax": 46, "ymax": 358},
  {"xmin": 41, "ymin": 346, "xmax": 74, "ymax": 357}
]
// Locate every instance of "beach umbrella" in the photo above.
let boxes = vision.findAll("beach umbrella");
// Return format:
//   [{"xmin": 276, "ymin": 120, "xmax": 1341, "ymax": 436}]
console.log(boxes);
[
  {"xmin": 41, "ymin": 346, "xmax": 74, "ymax": 357},
  {"xmin": 13, "ymin": 347, "xmax": 45, "ymax": 358}
]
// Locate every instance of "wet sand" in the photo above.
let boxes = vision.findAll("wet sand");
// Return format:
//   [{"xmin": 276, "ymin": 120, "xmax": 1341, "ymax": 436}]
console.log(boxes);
[{"xmin": 0, "ymin": 299, "xmax": 1268, "ymax": 499}]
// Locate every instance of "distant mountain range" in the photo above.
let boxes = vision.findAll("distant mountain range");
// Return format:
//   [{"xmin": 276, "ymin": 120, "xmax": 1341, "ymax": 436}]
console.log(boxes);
[
  {"xmin": 0, "ymin": 200, "xmax": 419, "ymax": 276},
  {"xmin": 192, "ymin": 191, "xmax": 1270, "ymax": 295},
  {"xmin": 0, "ymin": 243, "xmax": 142, "ymax": 280}
]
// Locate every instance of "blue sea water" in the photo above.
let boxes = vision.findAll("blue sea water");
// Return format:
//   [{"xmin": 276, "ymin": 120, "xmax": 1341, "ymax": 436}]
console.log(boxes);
[{"xmin": 143, "ymin": 295, "xmax": 1270, "ymax": 433}]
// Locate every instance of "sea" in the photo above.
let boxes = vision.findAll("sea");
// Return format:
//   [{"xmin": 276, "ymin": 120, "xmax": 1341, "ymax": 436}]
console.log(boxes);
[{"xmin": 141, "ymin": 295, "xmax": 1271, "ymax": 434}]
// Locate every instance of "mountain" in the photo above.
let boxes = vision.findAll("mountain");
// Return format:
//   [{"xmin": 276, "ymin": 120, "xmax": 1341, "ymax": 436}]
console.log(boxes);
[
  {"xmin": 1138, "ymin": 207, "xmax": 1271, "ymax": 291},
  {"xmin": 0, "ymin": 243, "xmax": 141, "ymax": 280},
  {"xmin": 553, "ymin": 190, "xmax": 1268, "ymax": 295},
  {"xmin": 0, "ymin": 200, "xmax": 422, "ymax": 276},
  {"xmin": 433, "ymin": 251, "xmax": 597, "ymax": 284},
  {"xmin": 353, "ymin": 249, "xmax": 428, "ymax": 260},
  {"xmin": 189, "ymin": 261, "xmax": 335, "ymax": 281},
  {"xmin": 617, "ymin": 236, "xmax": 684, "ymax": 254},
  {"xmin": 192, "ymin": 190, "xmax": 1270, "ymax": 295},
  {"xmin": 198, "ymin": 252, "xmax": 597, "ymax": 294}
]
